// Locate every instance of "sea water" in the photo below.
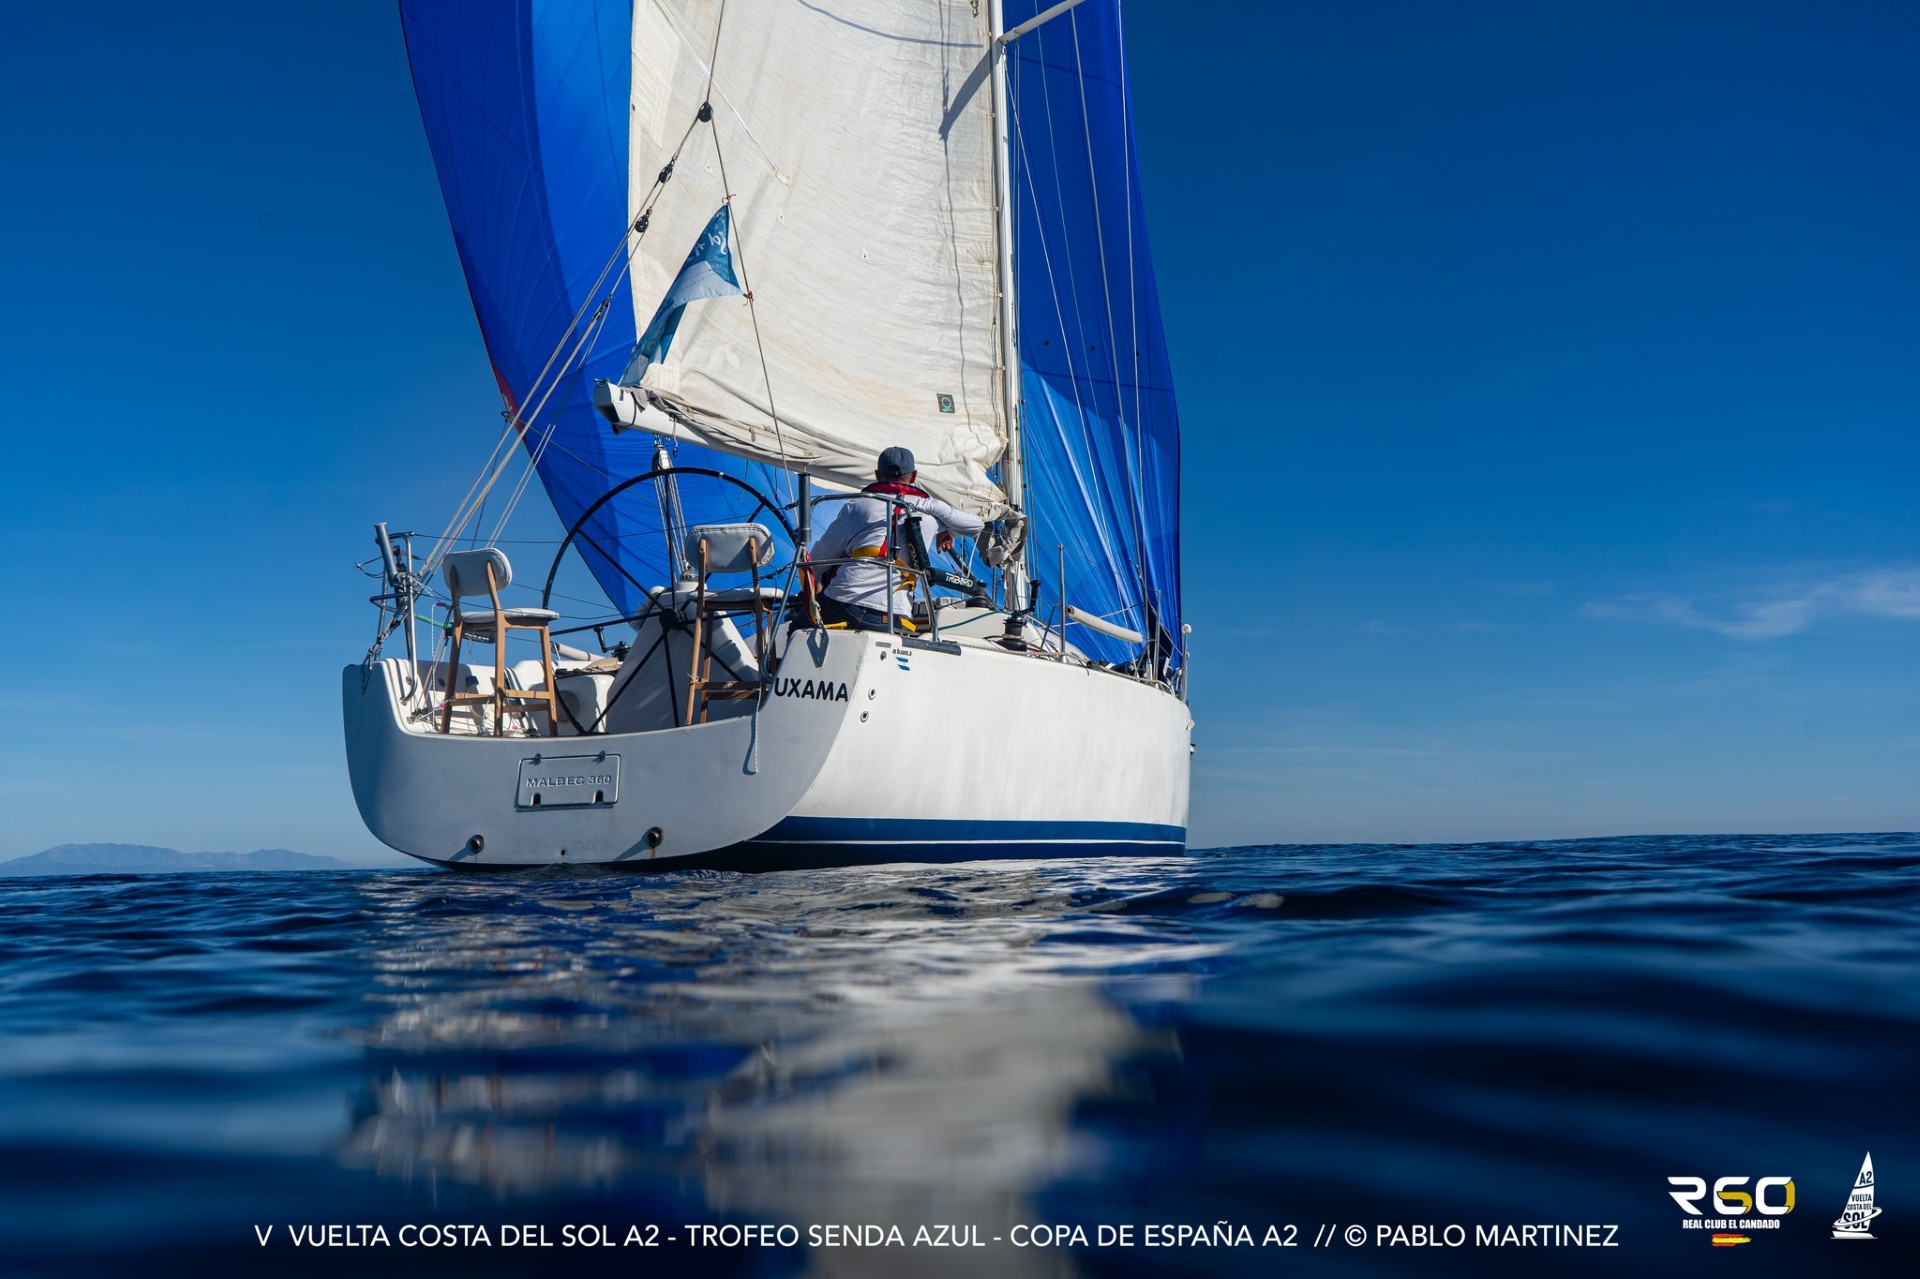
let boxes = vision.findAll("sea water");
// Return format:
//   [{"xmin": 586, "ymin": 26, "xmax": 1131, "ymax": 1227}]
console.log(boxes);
[{"xmin": 0, "ymin": 834, "xmax": 1914, "ymax": 1277}]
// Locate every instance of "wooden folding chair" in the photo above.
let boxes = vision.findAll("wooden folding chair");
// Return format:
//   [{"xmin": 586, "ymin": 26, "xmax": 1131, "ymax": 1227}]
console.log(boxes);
[
  {"xmin": 440, "ymin": 548, "xmax": 560, "ymax": 736},
  {"xmin": 683, "ymin": 523, "xmax": 778, "ymax": 723}
]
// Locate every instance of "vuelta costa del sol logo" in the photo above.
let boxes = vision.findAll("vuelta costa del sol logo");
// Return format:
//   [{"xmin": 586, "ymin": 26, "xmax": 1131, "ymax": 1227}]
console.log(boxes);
[
  {"xmin": 1831, "ymin": 1153, "xmax": 1879, "ymax": 1240},
  {"xmin": 1667, "ymin": 1174, "xmax": 1795, "ymax": 1247}
]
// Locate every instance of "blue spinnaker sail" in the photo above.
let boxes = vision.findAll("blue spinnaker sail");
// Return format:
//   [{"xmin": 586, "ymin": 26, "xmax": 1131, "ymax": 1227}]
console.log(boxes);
[
  {"xmin": 399, "ymin": 0, "xmax": 743, "ymax": 614},
  {"xmin": 1006, "ymin": 0, "xmax": 1182, "ymax": 669}
]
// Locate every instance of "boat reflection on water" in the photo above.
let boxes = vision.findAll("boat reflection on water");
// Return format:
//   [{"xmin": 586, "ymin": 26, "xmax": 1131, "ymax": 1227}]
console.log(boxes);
[{"xmin": 341, "ymin": 861, "xmax": 1211, "ymax": 1268}]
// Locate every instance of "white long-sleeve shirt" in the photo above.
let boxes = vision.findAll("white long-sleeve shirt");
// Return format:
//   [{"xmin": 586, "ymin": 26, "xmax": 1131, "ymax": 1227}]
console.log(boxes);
[{"xmin": 810, "ymin": 489, "xmax": 986, "ymax": 617}]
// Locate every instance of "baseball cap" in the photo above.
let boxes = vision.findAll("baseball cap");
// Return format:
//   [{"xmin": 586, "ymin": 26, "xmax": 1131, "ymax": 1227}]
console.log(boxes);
[{"xmin": 877, "ymin": 446, "xmax": 916, "ymax": 480}]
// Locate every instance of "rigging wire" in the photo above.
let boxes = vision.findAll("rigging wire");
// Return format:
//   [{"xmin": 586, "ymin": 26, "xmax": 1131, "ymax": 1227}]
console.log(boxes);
[
  {"xmin": 499, "ymin": 109, "xmax": 704, "ymax": 437},
  {"xmin": 422, "ymin": 301, "xmax": 613, "ymax": 578},
  {"xmin": 663, "ymin": 0, "xmax": 796, "ymax": 796},
  {"xmin": 483, "ymin": 265, "xmax": 626, "ymax": 542},
  {"xmin": 485, "ymin": 423, "xmax": 556, "ymax": 545},
  {"xmin": 1111, "ymin": 0, "xmax": 1164, "ymax": 674},
  {"xmin": 420, "ymin": 108, "xmax": 708, "ymax": 582},
  {"xmin": 424, "ymin": 419, "xmax": 517, "ymax": 572},
  {"xmin": 702, "ymin": 0, "xmax": 797, "ymax": 507}
]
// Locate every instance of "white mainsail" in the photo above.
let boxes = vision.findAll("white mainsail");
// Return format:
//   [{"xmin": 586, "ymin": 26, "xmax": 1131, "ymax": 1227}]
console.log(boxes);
[
  {"xmin": 618, "ymin": 0, "xmax": 1010, "ymax": 518},
  {"xmin": 1832, "ymin": 1152, "xmax": 1879, "ymax": 1239}
]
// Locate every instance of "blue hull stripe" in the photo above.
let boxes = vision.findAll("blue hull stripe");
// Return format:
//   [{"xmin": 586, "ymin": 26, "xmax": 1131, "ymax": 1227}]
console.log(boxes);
[
  {"xmin": 651, "ymin": 817, "xmax": 1185, "ymax": 873},
  {"xmin": 757, "ymin": 816, "xmax": 1184, "ymax": 844}
]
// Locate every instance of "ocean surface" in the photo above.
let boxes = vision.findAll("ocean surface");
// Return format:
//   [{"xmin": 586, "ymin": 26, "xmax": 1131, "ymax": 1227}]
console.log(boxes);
[{"xmin": 1, "ymin": 834, "xmax": 1914, "ymax": 1278}]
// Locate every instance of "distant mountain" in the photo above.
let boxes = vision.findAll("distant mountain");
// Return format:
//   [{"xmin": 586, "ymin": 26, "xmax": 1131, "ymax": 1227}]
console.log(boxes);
[{"xmin": 0, "ymin": 843, "xmax": 355, "ymax": 875}]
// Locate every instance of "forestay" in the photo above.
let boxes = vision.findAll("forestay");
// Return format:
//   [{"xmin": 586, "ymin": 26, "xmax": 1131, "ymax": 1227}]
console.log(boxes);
[{"xmin": 620, "ymin": 0, "xmax": 1010, "ymax": 518}]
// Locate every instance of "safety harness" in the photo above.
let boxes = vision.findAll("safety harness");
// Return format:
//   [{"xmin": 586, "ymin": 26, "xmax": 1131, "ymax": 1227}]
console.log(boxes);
[
  {"xmin": 850, "ymin": 480, "xmax": 932, "ymax": 591},
  {"xmin": 806, "ymin": 481, "xmax": 984, "ymax": 631}
]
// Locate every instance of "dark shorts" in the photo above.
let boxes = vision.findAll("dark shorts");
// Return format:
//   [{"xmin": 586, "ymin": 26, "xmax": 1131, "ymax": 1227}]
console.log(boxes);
[{"xmin": 815, "ymin": 596, "xmax": 910, "ymax": 633}]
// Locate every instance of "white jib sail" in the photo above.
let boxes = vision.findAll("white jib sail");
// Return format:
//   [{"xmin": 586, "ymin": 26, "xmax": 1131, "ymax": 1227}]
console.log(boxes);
[{"xmin": 622, "ymin": 0, "xmax": 1009, "ymax": 518}]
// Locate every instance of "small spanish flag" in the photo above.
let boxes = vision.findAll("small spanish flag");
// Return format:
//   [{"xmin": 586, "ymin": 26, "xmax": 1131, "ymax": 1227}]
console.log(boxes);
[{"xmin": 1710, "ymin": 1234, "xmax": 1751, "ymax": 1247}]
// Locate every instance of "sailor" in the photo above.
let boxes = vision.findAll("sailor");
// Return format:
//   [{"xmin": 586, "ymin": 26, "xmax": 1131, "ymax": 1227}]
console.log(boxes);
[{"xmin": 808, "ymin": 446, "xmax": 984, "ymax": 630}]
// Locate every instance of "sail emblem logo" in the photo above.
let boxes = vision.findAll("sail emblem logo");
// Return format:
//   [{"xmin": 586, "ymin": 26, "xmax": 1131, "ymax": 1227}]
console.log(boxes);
[
  {"xmin": 1667, "ymin": 1175, "xmax": 1794, "ymax": 1245},
  {"xmin": 1832, "ymin": 1153, "xmax": 1879, "ymax": 1240}
]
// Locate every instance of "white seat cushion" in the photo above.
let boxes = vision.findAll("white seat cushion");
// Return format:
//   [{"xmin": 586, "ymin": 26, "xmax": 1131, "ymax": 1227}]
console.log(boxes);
[
  {"xmin": 685, "ymin": 522, "xmax": 776, "ymax": 575},
  {"xmin": 699, "ymin": 586, "xmax": 786, "ymax": 605},
  {"xmin": 647, "ymin": 586, "xmax": 785, "ymax": 620},
  {"xmin": 443, "ymin": 547, "xmax": 514, "ymax": 597},
  {"xmin": 458, "ymin": 607, "xmax": 559, "ymax": 630}
]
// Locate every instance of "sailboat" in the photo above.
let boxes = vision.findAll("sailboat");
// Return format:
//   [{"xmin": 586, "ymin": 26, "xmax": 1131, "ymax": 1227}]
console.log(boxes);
[
  {"xmin": 1832, "ymin": 1153, "xmax": 1879, "ymax": 1240},
  {"xmin": 342, "ymin": 0, "xmax": 1190, "ymax": 869}
]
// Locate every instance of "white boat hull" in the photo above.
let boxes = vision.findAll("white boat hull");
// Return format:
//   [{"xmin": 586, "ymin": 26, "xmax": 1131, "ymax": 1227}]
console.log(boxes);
[{"xmin": 343, "ymin": 628, "xmax": 1189, "ymax": 870}]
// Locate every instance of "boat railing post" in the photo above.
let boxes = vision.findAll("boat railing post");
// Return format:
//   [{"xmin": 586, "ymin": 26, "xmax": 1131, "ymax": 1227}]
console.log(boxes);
[
  {"xmin": 886, "ymin": 496, "xmax": 899, "ymax": 635},
  {"xmin": 1180, "ymin": 622, "xmax": 1192, "ymax": 702},
  {"xmin": 1057, "ymin": 543, "xmax": 1067, "ymax": 653},
  {"xmin": 372, "ymin": 522, "xmax": 399, "ymax": 652},
  {"xmin": 796, "ymin": 473, "xmax": 811, "ymax": 549},
  {"xmin": 789, "ymin": 473, "xmax": 812, "ymax": 646},
  {"xmin": 398, "ymin": 530, "xmax": 418, "ymax": 670},
  {"xmin": 1148, "ymin": 589, "xmax": 1160, "ymax": 678},
  {"xmin": 921, "ymin": 497, "xmax": 941, "ymax": 642},
  {"xmin": 371, "ymin": 521, "xmax": 424, "ymax": 688}
]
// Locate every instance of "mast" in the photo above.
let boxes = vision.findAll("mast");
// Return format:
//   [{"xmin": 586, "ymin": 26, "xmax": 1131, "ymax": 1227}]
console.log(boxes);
[{"xmin": 988, "ymin": 0, "xmax": 1030, "ymax": 612}]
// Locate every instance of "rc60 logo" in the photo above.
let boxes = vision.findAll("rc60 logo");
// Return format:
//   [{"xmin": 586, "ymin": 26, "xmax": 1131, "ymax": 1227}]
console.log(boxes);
[{"xmin": 1667, "ymin": 1177, "xmax": 1796, "ymax": 1216}]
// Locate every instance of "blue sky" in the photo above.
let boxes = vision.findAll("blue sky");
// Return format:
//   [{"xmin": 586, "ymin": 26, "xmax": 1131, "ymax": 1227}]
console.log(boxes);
[{"xmin": 2, "ymin": 1, "xmax": 1914, "ymax": 862}]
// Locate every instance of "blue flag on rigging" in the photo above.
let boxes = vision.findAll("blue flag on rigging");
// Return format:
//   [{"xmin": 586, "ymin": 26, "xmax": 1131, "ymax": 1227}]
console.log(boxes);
[{"xmin": 619, "ymin": 203, "xmax": 743, "ymax": 384}]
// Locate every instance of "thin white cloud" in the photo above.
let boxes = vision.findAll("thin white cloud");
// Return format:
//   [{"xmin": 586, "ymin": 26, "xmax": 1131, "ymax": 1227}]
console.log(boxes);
[{"xmin": 1583, "ymin": 568, "xmax": 1920, "ymax": 640}]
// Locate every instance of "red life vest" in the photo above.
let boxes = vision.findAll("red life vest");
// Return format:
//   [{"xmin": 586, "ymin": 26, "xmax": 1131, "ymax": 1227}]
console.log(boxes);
[
  {"xmin": 862, "ymin": 480, "xmax": 930, "ymax": 557},
  {"xmin": 863, "ymin": 479, "xmax": 930, "ymax": 500}
]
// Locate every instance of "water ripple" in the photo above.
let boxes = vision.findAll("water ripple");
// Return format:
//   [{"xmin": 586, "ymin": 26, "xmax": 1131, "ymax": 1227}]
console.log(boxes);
[{"xmin": 0, "ymin": 834, "xmax": 1914, "ymax": 1276}]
